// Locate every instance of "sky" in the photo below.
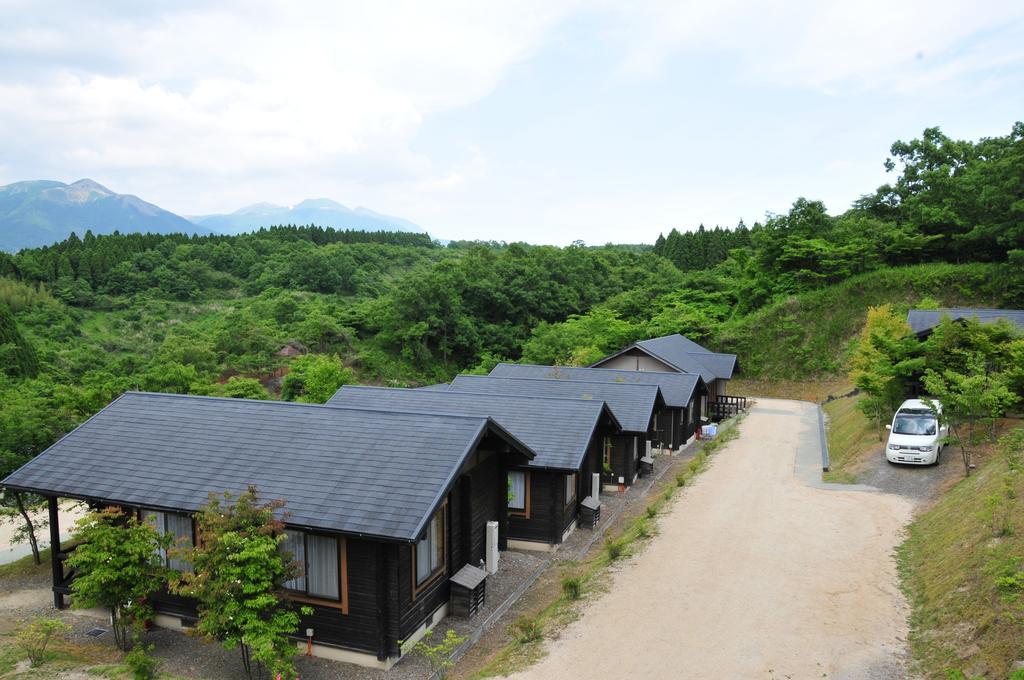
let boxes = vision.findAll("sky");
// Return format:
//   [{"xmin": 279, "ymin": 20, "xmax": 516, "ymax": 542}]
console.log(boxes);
[{"xmin": 1, "ymin": 1, "xmax": 1023, "ymax": 245}]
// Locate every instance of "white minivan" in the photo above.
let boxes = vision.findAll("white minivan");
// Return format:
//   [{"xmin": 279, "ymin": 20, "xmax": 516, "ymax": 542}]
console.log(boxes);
[{"xmin": 885, "ymin": 399, "xmax": 947, "ymax": 465}]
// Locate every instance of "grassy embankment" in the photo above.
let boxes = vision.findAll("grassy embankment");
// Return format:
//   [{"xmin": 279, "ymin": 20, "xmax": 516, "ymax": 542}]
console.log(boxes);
[
  {"xmin": 821, "ymin": 393, "xmax": 882, "ymax": 483},
  {"xmin": 715, "ymin": 262, "xmax": 1015, "ymax": 381},
  {"xmin": 466, "ymin": 418, "xmax": 743, "ymax": 678},
  {"xmin": 898, "ymin": 427, "xmax": 1024, "ymax": 679}
]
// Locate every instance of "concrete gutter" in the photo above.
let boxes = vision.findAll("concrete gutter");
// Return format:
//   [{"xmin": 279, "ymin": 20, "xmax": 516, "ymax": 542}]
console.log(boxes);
[{"xmin": 817, "ymin": 405, "xmax": 831, "ymax": 472}]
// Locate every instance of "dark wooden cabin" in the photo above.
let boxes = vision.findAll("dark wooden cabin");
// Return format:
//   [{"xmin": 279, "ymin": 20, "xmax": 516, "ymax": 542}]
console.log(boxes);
[
  {"xmin": 0, "ymin": 392, "xmax": 536, "ymax": 670},
  {"xmin": 326, "ymin": 386, "xmax": 621, "ymax": 550},
  {"xmin": 587, "ymin": 334, "xmax": 738, "ymax": 420},
  {"xmin": 447, "ymin": 375, "xmax": 664, "ymax": 489},
  {"xmin": 488, "ymin": 363, "xmax": 708, "ymax": 449}
]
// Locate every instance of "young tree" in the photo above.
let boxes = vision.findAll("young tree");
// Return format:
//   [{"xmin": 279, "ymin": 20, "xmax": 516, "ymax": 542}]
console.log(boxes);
[
  {"xmin": 924, "ymin": 355, "xmax": 1020, "ymax": 477},
  {"xmin": 280, "ymin": 353, "xmax": 354, "ymax": 403},
  {"xmin": 67, "ymin": 507, "xmax": 169, "ymax": 650},
  {"xmin": 849, "ymin": 305, "xmax": 923, "ymax": 438},
  {"xmin": 173, "ymin": 487, "xmax": 308, "ymax": 680}
]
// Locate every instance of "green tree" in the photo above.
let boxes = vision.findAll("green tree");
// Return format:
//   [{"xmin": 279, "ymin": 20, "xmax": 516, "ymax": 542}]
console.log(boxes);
[
  {"xmin": 67, "ymin": 507, "xmax": 169, "ymax": 650},
  {"xmin": 280, "ymin": 354, "xmax": 354, "ymax": 403},
  {"xmin": 0, "ymin": 303, "xmax": 39, "ymax": 378},
  {"xmin": 172, "ymin": 487, "xmax": 309, "ymax": 680},
  {"xmin": 849, "ymin": 305, "xmax": 923, "ymax": 438},
  {"xmin": 924, "ymin": 355, "xmax": 1020, "ymax": 477}
]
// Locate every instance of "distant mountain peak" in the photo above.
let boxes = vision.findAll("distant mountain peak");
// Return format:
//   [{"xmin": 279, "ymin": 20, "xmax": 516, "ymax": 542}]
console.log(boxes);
[
  {"xmin": 294, "ymin": 198, "xmax": 349, "ymax": 211},
  {"xmin": 64, "ymin": 178, "xmax": 114, "ymax": 203},
  {"xmin": 190, "ymin": 198, "xmax": 424, "ymax": 235},
  {"xmin": 0, "ymin": 178, "xmax": 205, "ymax": 252}
]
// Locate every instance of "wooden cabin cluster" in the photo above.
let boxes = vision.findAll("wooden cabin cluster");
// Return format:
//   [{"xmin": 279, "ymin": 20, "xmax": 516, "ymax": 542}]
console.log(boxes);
[{"xmin": 1, "ymin": 333, "xmax": 738, "ymax": 670}]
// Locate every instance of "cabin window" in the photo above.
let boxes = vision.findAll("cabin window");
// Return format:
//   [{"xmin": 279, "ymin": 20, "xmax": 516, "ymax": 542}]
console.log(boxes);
[
  {"xmin": 414, "ymin": 505, "xmax": 446, "ymax": 589},
  {"xmin": 508, "ymin": 470, "xmax": 530, "ymax": 518},
  {"xmin": 281, "ymin": 530, "xmax": 306, "ymax": 592},
  {"xmin": 307, "ymin": 535, "xmax": 340, "ymax": 599},
  {"xmin": 280, "ymin": 530, "xmax": 348, "ymax": 610},
  {"xmin": 142, "ymin": 510, "xmax": 193, "ymax": 571},
  {"xmin": 602, "ymin": 437, "xmax": 612, "ymax": 468},
  {"xmin": 565, "ymin": 473, "xmax": 577, "ymax": 504}
]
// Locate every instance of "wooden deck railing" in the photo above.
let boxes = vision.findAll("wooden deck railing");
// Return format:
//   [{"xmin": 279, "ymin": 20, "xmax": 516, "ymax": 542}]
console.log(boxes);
[{"xmin": 711, "ymin": 395, "xmax": 748, "ymax": 421}]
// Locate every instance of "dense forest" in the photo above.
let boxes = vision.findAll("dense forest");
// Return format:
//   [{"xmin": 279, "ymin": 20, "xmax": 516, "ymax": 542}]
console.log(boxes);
[{"xmin": 1, "ymin": 121, "xmax": 1022, "ymax": 541}]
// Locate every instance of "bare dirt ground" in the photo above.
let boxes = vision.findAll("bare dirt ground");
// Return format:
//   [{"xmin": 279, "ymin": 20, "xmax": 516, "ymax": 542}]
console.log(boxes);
[{"xmin": 506, "ymin": 399, "xmax": 916, "ymax": 680}]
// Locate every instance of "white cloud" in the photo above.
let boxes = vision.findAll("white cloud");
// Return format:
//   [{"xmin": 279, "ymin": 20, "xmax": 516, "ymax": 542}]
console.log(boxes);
[
  {"xmin": 0, "ymin": 1, "xmax": 577, "ymax": 212},
  {"xmin": 0, "ymin": 1, "xmax": 1021, "ymax": 238},
  {"xmin": 607, "ymin": 0, "xmax": 1024, "ymax": 93}
]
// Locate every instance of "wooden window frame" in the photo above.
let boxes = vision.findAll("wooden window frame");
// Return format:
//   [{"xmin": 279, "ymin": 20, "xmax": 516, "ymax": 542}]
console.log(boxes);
[
  {"xmin": 139, "ymin": 508, "xmax": 195, "ymax": 571},
  {"xmin": 564, "ymin": 472, "xmax": 577, "ymax": 505},
  {"xmin": 507, "ymin": 470, "xmax": 531, "ymax": 519},
  {"xmin": 283, "ymin": 531, "xmax": 349, "ymax": 614},
  {"xmin": 602, "ymin": 437, "xmax": 612, "ymax": 467},
  {"xmin": 412, "ymin": 501, "xmax": 448, "ymax": 598}
]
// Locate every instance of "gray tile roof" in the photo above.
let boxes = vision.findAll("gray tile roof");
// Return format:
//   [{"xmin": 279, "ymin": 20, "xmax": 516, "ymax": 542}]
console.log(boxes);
[
  {"xmin": 1, "ymin": 392, "xmax": 534, "ymax": 542},
  {"xmin": 328, "ymin": 386, "xmax": 612, "ymax": 470},
  {"xmin": 907, "ymin": 308, "xmax": 1024, "ymax": 336},
  {"xmin": 447, "ymin": 375, "xmax": 660, "ymax": 433},
  {"xmin": 635, "ymin": 335, "xmax": 737, "ymax": 380},
  {"xmin": 591, "ymin": 334, "xmax": 737, "ymax": 381},
  {"xmin": 488, "ymin": 363, "xmax": 703, "ymax": 409}
]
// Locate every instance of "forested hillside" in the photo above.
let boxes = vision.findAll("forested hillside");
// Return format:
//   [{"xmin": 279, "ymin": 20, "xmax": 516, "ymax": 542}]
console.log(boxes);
[{"xmin": 0, "ymin": 121, "xmax": 1022, "ymax": 544}]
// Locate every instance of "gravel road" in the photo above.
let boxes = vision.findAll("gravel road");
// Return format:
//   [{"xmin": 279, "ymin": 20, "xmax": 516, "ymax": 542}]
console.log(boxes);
[{"xmin": 506, "ymin": 399, "xmax": 915, "ymax": 680}]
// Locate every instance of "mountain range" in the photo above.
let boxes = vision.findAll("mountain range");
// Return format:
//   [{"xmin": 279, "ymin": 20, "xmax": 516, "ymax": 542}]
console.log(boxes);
[{"xmin": 0, "ymin": 179, "xmax": 425, "ymax": 252}]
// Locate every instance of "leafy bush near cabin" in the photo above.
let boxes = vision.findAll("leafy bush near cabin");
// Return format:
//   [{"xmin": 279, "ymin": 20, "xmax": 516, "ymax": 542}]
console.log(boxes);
[{"xmin": 14, "ymin": 617, "xmax": 71, "ymax": 667}]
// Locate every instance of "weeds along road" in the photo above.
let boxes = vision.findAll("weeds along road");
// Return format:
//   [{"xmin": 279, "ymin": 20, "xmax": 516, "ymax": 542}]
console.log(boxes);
[{"xmin": 507, "ymin": 399, "xmax": 915, "ymax": 680}]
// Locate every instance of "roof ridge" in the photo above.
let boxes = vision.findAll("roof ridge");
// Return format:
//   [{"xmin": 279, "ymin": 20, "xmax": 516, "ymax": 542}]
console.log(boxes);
[
  {"xmin": 494, "ymin": 362, "xmax": 700, "ymax": 378},
  {"xmin": 457, "ymin": 375, "xmax": 660, "ymax": 391},
  {"xmin": 124, "ymin": 390, "xmax": 498, "ymax": 422},
  {"xmin": 339, "ymin": 385, "xmax": 608, "ymax": 407}
]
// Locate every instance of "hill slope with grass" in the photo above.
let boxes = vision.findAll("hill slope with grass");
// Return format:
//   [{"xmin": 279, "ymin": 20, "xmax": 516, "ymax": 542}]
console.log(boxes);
[
  {"xmin": 898, "ymin": 429, "xmax": 1024, "ymax": 679},
  {"xmin": 714, "ymin": 263, "xmax": 1024, "ymax": 379}
]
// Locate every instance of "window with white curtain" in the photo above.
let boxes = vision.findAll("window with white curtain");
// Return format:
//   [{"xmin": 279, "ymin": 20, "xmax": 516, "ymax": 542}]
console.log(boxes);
[
  {"xmin": 280, "ymin": 531, "xmax": 341, "ymax": 602},
  {"xmin": 565, "ymin": 473, "xmax": 577, "ymax": 504},
  {"xmin": 508, "ymin": 470, "xmax": 527, "ymax": 514},
  {"xmin": 281, "ymin": 530, "xmax": 306, "ymax": 592},
  {"xmin": 415, "ymin": 506, "xmax": 445, "ymax": 587},
  {"xmin": 141, "ymin": 509, "xmax": 193, "ymax": 571}
]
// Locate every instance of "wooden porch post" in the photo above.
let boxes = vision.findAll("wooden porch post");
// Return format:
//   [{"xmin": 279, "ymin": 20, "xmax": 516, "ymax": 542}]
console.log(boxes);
[{"xmin": 47, "ymin": 496, "xmax": 64, "ymax": 610}]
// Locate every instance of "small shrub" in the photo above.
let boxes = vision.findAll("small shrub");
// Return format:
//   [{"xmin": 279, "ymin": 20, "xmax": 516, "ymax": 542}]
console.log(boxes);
[
  {"xmin": 562, "ymin": 576, "xmax": 583, "ymax": 600},
  {"xmin": 645, "ymin": 505, "xmax": 658, "ymax": 519},
  {"xmin": 675, "ymin": 472, "xmax": 687, "ymax": 487},
  {"xmin": 689, "ymin": 458, "xmax": 702, "ymax": 473},
  {"xmin": 634, "ymin": 521, "xmax": 650, "ymax": 539},
  {"xmin": 403, "ymin": 628, "xmax": 466, "ymax": 679},
  {"xmin": 125, "ymin": 642, "xmax": 161, "ymax": 680},
  {"xmin": 662, "ymin": 488, "xmax": 674, "ymax": 502},
  {"xmin": 15, "ymin": 617, "xmax": 71, "ymax": 667},
  {"xmin": 604, "ymin": 539, "xmax": 624, "ymax": 561},
  {"xmin": 508, "ymin": 617, "xmax": 543, "ymax": 644}
]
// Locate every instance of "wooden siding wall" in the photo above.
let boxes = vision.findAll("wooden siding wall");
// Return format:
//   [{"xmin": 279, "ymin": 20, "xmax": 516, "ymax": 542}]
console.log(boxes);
[
  {"xmin": 507, "ymin": 469, "xmax": 562, "ymax": 544},
  {"xmin": 609, "ymin": 434, "xmax": 638, "ymax": 486},
  {"xmin": 295, "ymin": 537, "xmax": 379, "ymax": 655},
  {"xmin": 452, "ymin": 449, "xmax": 501, "ymax": 567},
  {"xmin": 388, "ymin": 447, "xmax": 506, "ymax": 657}
]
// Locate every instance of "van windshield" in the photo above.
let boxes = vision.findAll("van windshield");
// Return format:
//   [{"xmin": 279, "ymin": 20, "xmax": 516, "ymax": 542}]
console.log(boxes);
[{"xmin": 893, "ymin": 415, "xmax": 937, "ymax": 436}]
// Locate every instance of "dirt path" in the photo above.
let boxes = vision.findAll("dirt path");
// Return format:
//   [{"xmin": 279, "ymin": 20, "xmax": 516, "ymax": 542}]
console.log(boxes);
[{"xmin": 507, "ymin": 399, "xmax": 915, "ymax": 680}]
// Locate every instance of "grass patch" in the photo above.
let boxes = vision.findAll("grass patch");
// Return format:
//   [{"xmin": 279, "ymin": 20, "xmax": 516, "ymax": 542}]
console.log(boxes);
[
  {"xmin": 897, "ymin": 427, "xmax": 1024, "ymax": 679},
  {"xmin": 472, "ymin": 414, "xmax": 744, "ymax": 678},
  {"xmin": 0, "ymin": 548, "xmax": 50, "ymax": 582},
  {"xmin": 716, "ymin": 262, "xmax": 1016, "ymax": 379},
  {"xmin": 730, "ymin": 377, "xmax": 853, "ymax": 403},
  {"xmin": 823, "ymin": 393, "xmax": 882, "ymax": 484}
]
